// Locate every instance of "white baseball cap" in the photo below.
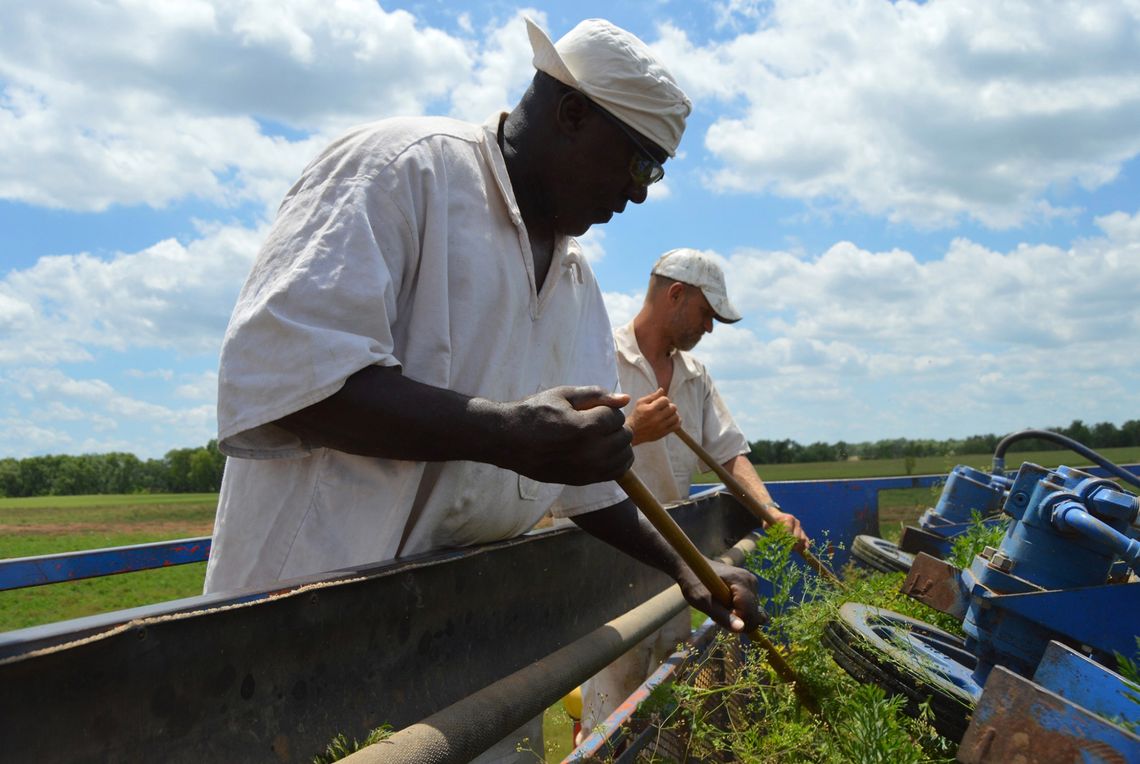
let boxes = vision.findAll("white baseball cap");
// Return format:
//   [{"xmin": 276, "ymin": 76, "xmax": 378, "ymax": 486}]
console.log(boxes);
[
  {"xmin": 526, "ymin": 17, "xmax": 691, "ymax": 157},
  {"xmin": 652, "ymin": 248, "xmax": 742, "ymax": 323}
]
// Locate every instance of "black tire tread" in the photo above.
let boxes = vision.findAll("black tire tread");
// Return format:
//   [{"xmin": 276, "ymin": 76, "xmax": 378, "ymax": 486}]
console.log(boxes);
[
  {"xmin": 823, "ymin": 608, "xmax": 972, "ymax": 741},
  {"xmin": 851, "ymin": 535, "xmax": 915, "ymax": 574}
]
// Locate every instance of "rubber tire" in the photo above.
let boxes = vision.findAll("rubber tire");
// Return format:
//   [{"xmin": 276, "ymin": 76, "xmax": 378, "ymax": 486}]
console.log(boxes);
[
  {"xmin": 823, "ymin": 602, "xmax": 975, "ymax": 742},
  {"xmin": 851, "ymin": 534, "xmax": 916, "ymax": 573}
]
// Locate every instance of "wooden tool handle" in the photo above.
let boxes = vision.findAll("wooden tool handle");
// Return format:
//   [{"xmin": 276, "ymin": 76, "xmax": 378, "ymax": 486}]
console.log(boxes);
[
  {"xmin": 616, "ymin": 470, "xmax": 820, "ymax": 714},
  {"xmin": 673, "ymin": 428, "xmax": 841, "ymax": 586},
  {"xmin": 617, "ymin": 471, "xmax": 731, "ymax": 602}
]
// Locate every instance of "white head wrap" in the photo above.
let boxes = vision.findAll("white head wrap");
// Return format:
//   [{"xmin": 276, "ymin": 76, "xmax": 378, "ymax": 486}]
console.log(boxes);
[{"xmin": 526, "ymin": 17, "xmax": 691, "ymax": 157}]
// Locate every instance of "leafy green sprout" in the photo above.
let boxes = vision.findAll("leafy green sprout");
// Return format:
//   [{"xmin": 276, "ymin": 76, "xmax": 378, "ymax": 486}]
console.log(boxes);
[
  {"xmin": 311, "ymin": 724, "xmax": 393, "ymax": 764},
  {"xmin": 947, "ymin": 511, "xmax": 1010, "ymax": 570}
]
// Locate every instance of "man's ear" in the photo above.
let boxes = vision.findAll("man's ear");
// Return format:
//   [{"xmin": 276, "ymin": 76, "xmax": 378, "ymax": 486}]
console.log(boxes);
[
  {"xmin": 666, "ymin": 282, "xmax": 686, "ymax": 303},
  {"xmin": 555, "ymin": 90, "xmax": 592, "ymax": 137}
]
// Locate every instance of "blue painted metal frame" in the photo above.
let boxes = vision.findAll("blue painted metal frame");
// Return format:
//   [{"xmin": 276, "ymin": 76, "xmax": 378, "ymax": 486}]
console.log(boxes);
[
  {"xmin": 958, "ymin": 643, "xmax": 1139, "ymax": 763},
  {"xmin": 0, "ymin": 537, "xmax": 211, "ymax": 591},
  {"xmin": 1032, "ymin": 640, "xmax": 1140, "ymax": 725}
]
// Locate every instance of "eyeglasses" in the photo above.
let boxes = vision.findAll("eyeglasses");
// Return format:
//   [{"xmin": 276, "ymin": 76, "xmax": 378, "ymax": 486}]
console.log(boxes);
[{"xmin": 587, "ymin": 100, "xmax": 666, "ymax": 186}]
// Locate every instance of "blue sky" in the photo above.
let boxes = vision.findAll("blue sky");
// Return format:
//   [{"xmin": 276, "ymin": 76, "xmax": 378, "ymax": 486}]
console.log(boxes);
[{"xmin": 2, "ymin": 0, "xmax": 1139, "ymax": 459}]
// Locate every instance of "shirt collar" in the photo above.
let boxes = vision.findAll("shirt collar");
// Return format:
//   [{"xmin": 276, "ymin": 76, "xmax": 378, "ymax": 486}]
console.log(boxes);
[
  {"xmin": 671, "ymin": 346, "xmax": 702, "ymax": 382},
  {"xmin": 481, "ymin": 113, "xmax": 523, "ymax": 228}
]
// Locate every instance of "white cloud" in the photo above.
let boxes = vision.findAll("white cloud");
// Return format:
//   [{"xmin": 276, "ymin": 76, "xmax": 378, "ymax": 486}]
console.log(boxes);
[
  {"xmin": 174, "ymin": 370, "xmax": 219, "ymax": 401},
  {"xmin": 35, "ymin": 402, "xmax": 119, "ymax": 432},
  {"xmin": 4, "ymin": 1, "xmax": 1138, "ymax": 459},
  {"xmin": 0, "ymin": 223, "xmax": 264, "ymax": 365},
  {"xmin": 711, "ymin": 0, "xmax": 768, "ymax": 31},
  {"xmin": 1, "ymin": 367, "xmax": 217, "ymax": 458},
  {"xmin": 723, "ymin": 209, "xmax": 1140, "ymax": 358},
  {"xmin": 658, "ymin": 0, "xmax": 1140, "ymax": 229},
  {"xmin": 577, "ymin": 228, "xmax": 608, "ymax": 264},
  {"xmin": 646, "ymin": 179, "xmax": 673, "ymax": 201},
  {"xmin": 449, "ymin": 10, "xmax": 542, "ymax": 122},
  {"xmin": 0, "ymin": 416, "xmax": 75, "ymax": 454},
  {"xmin": 0, "ymin": 0, "xmax": 476, "ymax": 212},
  {"xmin": 602, "ymin": 291, "xmax": 644, "ymax": 328},
  {"xmin": 125, "ymin": 369, "xmax": 175, "ymax": 381}
]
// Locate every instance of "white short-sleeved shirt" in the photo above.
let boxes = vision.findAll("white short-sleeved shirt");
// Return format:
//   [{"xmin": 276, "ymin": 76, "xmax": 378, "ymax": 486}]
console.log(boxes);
[
  {"xmin": 614, "ymin": 322, "xmax": 749, "ymax": 504},
  {"xmin": 204, "ymin": 115, "xmax": 624, "ymax": 593}
]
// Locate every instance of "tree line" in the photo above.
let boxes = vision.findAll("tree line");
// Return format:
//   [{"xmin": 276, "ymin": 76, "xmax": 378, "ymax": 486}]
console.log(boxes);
[
  {"xmin": 1, "ymin": 419, "xmax": 1137, "ymax": 498},
  {"xmin": 0, "ymin": 441, "xmax": 227, "ymax": 498},
  {"xmin": 746, "ymin": 419, "xmax": 1140, "ymax": 465}
]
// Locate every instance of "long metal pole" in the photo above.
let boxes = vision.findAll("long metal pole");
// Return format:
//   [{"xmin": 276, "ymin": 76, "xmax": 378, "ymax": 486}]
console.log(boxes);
[
  {"xmin": 616, "ymin": 470, "xmax": 821, "ymax": 715},
  {"xmin": 346, "ymin": 585, "xmax": 691, "ymax": 764},
  {"xmin": 346, "ymin": 533, "xmax": 767, "ymax": 764},
  {"xmin": 673, "ymin": 427, "xmax": 842, "ymax": 586}
]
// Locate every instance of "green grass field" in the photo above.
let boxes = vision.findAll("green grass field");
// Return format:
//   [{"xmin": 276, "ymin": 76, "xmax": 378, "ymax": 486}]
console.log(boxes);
[{"xmin": 0, "ymin": 493, "xmax": 216, "ymax": 632}]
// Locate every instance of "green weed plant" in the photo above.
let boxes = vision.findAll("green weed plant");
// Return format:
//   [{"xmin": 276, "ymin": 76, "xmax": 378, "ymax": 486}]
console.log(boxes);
[
  {"xmin": 311, "ymin": 724, "xmax": 393, "ymax": 764},
  {"xmin": 947, "ymin": 512, "xmax": 1010, "ymax": 571},
  {"xmin": 602, "ymin": 526, "xmax": 959, "ymax": 763},
  {"xmin": 1112, "ymin": 639, "xmax": 1140, "ymax": 734}
]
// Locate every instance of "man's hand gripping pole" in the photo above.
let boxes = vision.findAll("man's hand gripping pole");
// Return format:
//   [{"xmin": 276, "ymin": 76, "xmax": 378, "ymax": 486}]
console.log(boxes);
[{"xmin": 615, "ymin": 470, "xmax": 821, "ymax": 715}]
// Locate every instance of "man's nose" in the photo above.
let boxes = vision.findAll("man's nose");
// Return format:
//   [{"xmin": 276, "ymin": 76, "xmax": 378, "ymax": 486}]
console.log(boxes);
[{"xmin": 627, "ymin": 181, "xmax": 649, "ymax": 205}]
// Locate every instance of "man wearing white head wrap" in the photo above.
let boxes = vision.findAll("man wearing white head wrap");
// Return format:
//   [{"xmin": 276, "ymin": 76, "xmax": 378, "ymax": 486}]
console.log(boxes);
[{"xmin": 208, "ymin": 17, "xmax": 762, "ymax": 762}]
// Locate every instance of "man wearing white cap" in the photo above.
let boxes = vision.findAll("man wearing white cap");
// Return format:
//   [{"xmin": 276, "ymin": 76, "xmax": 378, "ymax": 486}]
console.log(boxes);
[
  {"xmin": 577, "ymin": 248, "xmax": 807, "ymax": 743},
  {"xmin": 206, "ymin": 17, "xmax": 765, "ymax": 763}
]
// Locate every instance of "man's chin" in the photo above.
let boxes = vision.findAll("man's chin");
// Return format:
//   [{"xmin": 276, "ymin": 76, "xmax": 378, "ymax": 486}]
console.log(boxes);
[
  {"xmin": 558, "ymin": 209, "xmax": 617, "ymax": 237},
  {"xmin": 677, "ymin": 336, "xmax": 702, "ymax": 352},
  {"xmin": 559, "ymin": 219, "xmax": 595, "ymax": 237}
]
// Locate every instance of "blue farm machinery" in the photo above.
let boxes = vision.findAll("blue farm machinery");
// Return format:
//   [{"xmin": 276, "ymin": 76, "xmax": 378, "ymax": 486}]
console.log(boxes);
[
  {"xmin": 827, "ymin": 439, "xmax": 1140, "ymax": 762},
  {"xmin": 851, "ymin": 429, "xmax": 1138, "ymax": 575},
  {"xmin": 851, "ymin": 463, "xmax": 1011, "ymax": 573}
]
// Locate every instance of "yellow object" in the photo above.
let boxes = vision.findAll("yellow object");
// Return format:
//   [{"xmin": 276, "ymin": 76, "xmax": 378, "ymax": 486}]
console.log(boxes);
[{"xmin": 562, "ymin": 686, "xmax": 583, "ymax": 721}]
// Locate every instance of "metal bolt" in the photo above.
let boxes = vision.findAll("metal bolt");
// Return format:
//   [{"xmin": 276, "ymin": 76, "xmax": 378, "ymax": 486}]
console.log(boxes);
[{"xmin": 990, "ymin": 551, "xmax": 1015, "ymax": 573}]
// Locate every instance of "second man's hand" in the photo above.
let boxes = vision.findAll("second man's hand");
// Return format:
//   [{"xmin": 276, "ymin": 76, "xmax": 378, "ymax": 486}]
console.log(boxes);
[
  {"xmin": 627, "ymin": 387, "xmax": 680, "ymax": 445},
  {"xmin": 765, "ymin": 509, "xmax": 808, "ymax": 549}
]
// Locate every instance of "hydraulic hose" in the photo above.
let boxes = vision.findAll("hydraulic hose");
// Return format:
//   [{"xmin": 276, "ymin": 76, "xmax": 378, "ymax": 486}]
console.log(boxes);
[
  {"xmin": 1051, "ymin": 502, "xmax": 1140, "ymax": 572},
  {"xmin": 991, "ymin": 429, "xmax": 1140, "ymax": 490}
]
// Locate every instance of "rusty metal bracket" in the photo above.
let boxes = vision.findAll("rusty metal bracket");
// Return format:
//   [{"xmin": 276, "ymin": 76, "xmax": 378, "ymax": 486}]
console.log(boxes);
[
  {"xmin": 899, "ymin": 552, "xmax": 969, "ymax": 620},
  {"xmin": 958, "ymin": 657, "xmax": 1139, "ymax": 764}
]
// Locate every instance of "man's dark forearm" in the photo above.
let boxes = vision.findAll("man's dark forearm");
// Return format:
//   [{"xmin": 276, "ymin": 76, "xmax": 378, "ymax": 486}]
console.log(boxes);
[
  {"xmin": 571, "ymin": 497, "xmax": 766, "ymax": 634},
  {"xmin": 570, "ymin": 499, "xmax": 687, "ymax": 580},
  {"xmin": 272, "ymin": 366, "xmax": 634, "ymax": 486},
  {"xmin": 275, "ymin": 365, "xmax": 512, "ymax": 463}
]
